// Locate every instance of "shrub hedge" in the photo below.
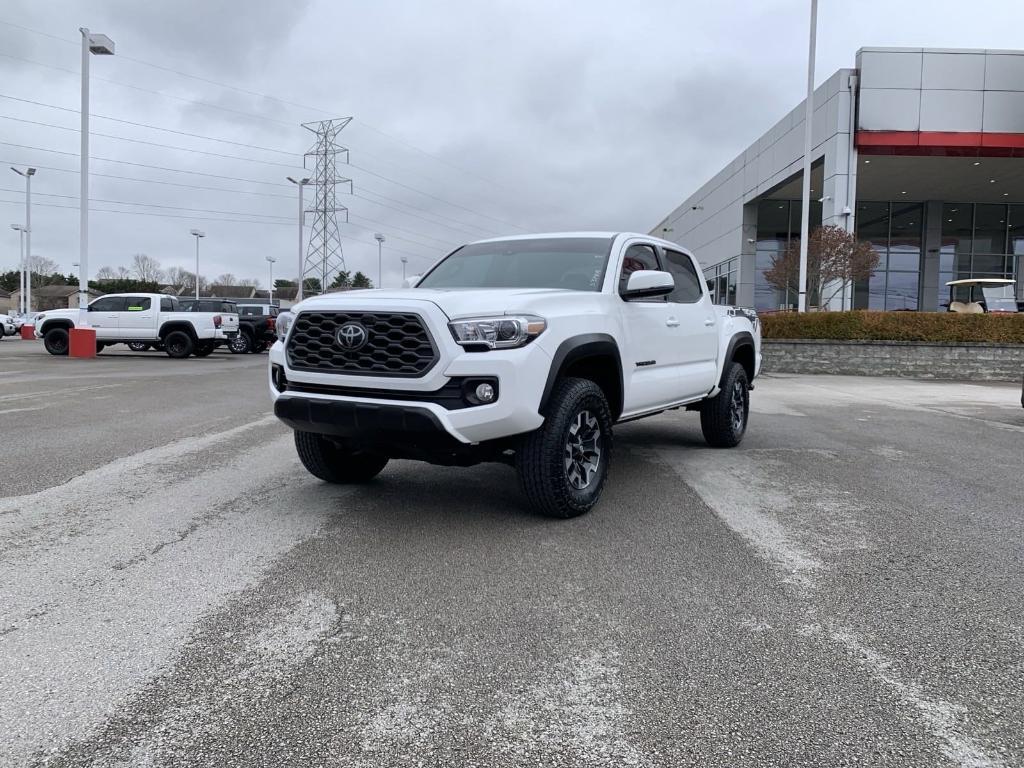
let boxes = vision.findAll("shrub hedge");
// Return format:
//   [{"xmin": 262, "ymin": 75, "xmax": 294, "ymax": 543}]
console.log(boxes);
[{"xmin": 761, "ymin": 311, "xmax": 1024, "ymax": 343}]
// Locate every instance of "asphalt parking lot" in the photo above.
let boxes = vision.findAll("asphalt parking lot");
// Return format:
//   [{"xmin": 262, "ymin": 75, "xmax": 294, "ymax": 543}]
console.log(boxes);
[{"xmin": 1, "ymin": 339, "xmax": 1022, "ymax": 767}]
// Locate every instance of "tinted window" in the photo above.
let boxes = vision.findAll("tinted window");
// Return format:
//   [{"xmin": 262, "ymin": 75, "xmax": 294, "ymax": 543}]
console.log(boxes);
[
  {"xmin": 125, "ymin": 297, "xmax": 151, "ymax": 311},
  {"xmin": 238, "ymin": 305, "xmax": 268, "ymax": 316},
  {"xmin": 160, "ymin": 297, "xmax": 175, "ymax": 311},
  {"xmin": 663, "ymin": 250, "xmax": 703, "ymax": 303},
  {"xmin": 618, "ymin": 243, "xmax": 660, "ymax": 293},
  {"xmin": 90, "ymin": 297, "xmax": 126, "ymax": 312},
  {"xmin": 418, "ymin": 237, "xmax": 612, "ymax": 291}
]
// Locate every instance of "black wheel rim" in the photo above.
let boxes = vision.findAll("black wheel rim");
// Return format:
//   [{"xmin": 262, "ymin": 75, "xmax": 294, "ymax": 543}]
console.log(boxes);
[
  {"xmin": 168, "ymin": 339, "xmax": 185, "ymax": 355},
  {"xmin": 564, "ymin": 409, "xmax": 602, "ymax": 490},
  {"xmin": 52, "ymin": 335, "xmax": 68, "ymax": 354},
  {"xmin": 730, "ymin": 380, "xmax": 746, "ymax": 433}
]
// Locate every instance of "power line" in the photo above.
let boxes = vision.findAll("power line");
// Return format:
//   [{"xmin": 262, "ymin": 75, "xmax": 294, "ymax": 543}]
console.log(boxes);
[{"xmin": 0, "ymin": 113, "xmax": 303, "ymax": 169}]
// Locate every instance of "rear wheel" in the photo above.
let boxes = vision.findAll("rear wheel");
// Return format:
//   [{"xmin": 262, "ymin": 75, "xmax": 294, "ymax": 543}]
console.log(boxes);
[
  {"xmin": 516, "ymin": 377, "xmax": 613, "ymax": 518},
  {"xmin": 253, "ymin": 341, "xmax": 269, "ymax": 353},
  {"xmin": 193, "ymin": 341, "xmax": 216, "ymax": 357},
  {"xmin": 163, "ymin": 330, "xmax": 194, "ymax": 359},
  {"xmin": 294, "ymin": 431, "xmax": 389, "ymax": 483},
  {"xmin": 96, "ymin": 342, "xmax": 105, "ymax": 354},
  {"xmin": 228, "ymin": 332, "xmax": 252, "ymax": 354},
  {"xmin": 127, "ymin": 341, "xmax": 150, "ymax": 352},
  {"xmin": 43, "ymin": 327, "xmax": 69, "ymax": 356},
  {"xmin": 699, "ymin": 362, "xmax": 750, "ymax": 448}
]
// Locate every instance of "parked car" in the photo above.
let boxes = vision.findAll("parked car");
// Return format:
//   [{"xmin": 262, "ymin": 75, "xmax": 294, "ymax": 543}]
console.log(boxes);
[
  {"xmin": 177, "ymin": 298, "xmax": 242, "ymax": 351},
  {"xmin": 33, "ymin": 293, "xmax": 237, "ymax": 358},
  {"xmin": 230, "ymin": 302, "xmax": 279, "ymax": 354},
  {"xmin": 0, "ymin": 314, "xmax": 15, "ymax": 337},
  {"xmin": 269, "ymin": 232, "xmax": 761, "ymax": 518}
]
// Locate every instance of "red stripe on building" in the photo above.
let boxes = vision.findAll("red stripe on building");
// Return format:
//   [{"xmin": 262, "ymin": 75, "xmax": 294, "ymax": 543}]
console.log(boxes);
[{"xmin": 856, "ymin": 131, "xmax": 1024, "ymax": 156}]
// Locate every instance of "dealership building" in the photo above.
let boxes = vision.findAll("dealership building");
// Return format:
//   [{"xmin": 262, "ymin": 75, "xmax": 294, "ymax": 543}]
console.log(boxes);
[{"xmin": 651, "ymin": 47, "xmax": 1024, "ymax": 311}]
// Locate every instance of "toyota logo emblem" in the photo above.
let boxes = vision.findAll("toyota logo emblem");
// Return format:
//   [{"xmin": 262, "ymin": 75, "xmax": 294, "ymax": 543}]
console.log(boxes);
[{"xmin": 336, "ymin": 322, "xmax": 369, "ymax": 351}]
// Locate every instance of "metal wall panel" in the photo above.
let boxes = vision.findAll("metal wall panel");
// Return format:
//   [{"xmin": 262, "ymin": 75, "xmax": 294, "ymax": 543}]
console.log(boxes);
[
  {"xmin": 859, "ymin": 50, "xmax": 922, "ymax": 89},
  {"xmin": 982, "ymin": 91, "xmax": 1024, "ymax": 132},
  {"xmin": 920, "ymin": 90, "xmax": 984, "ymax": 132},
  {"xmin": 858, "ymin": 89, "xmax": 921, "ymax": 131},
  {"xmin": 922, "ymin": 52, "xmax": 986, "ymax": 90},
  {"xmin": 984, "ymin": 54, "xmax": 1024, "ymax": 90}
]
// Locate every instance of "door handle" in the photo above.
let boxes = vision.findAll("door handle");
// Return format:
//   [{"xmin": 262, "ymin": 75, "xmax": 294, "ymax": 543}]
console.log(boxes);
[
  {"xmin": 106, "ymin": 314, "xmax": 118, "ymax": 318},
  {"xmin": 703, "ymin": 318, "xmax": 716, "ymax": 326},
  {"xmin": 665, "ymin": 317, "xmax": 680, "ymax": 327}
]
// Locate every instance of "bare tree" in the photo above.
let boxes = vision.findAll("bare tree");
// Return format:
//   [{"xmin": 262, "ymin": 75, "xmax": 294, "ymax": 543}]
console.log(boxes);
[
  {"xmin": 132, "ymin": 253, "xmax": 164, "ymax": 282},
  {"xmin": 237, "ymin": 278, "xmax": 259, "ymax": 288},
  {"xmin": 215, "ymin": 273, "xmax": 237, "ymax": 286},
  {"xmin": 764, "ymin": 225, "xmax": 880, "ymax": 310},
  {"xmin": 95, "ymin": 266, "xmax": 119, "ymax": 281},
  {"xmin": 115, "ymin": 266, "xmax": 131, "ymax": 279}
]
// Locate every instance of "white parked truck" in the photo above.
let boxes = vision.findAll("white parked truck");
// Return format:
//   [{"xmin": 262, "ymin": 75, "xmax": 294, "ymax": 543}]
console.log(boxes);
[
  {"xmin": 34, "ymin": 293, "xmax": 239, "ymax": 358},
  {"xmin": 269, "ymin": 232, "xmax": 761, "ymax": 517}
]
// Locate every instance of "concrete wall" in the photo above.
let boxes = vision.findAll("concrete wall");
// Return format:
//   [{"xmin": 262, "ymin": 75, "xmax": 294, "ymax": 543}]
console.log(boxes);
[
  {"xmin": 650, "ymin": 69, "xmax": 858, "ymax": 307},
  {"xmin": 763, "ymin": 339, "xmax": 1024, "ymax": 381}
]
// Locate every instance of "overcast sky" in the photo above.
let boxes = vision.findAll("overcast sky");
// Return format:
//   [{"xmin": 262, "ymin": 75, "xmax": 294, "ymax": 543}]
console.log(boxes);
[{"xmin": 2, "ymin": 0, "xmax": 1024, "ymax": 288}]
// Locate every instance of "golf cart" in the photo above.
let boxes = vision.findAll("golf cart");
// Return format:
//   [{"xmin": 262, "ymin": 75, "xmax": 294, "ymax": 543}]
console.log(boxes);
[{"xmin": 945, "ymin": 278, "xmax": 1019, "ymax": 314}]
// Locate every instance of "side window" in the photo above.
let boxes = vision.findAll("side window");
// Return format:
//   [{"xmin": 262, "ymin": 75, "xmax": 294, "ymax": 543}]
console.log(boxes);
[
  {"xmin": 89, "ymin": 297, "xmax": 126, "ymax": 312},
  {"xmin": 617, "ymin": 243, "xmax": 661, "ymax": 294},
  {"xmin": 663, "ymin": 250, "xmax": 704, "ymax": 304},
  {"xmin": 160, "ymin": 297, "xmax": 174, "ymax": 311},
  {"xmin": 125, "ymin": 297, "xmax": 151, "ymax": 312}
]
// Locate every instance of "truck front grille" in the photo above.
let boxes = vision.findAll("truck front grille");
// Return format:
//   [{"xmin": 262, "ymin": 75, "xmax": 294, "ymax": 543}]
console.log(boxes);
[{"xmin": 286, "ymin": 311, "xmax": 438, "ymax": 377}]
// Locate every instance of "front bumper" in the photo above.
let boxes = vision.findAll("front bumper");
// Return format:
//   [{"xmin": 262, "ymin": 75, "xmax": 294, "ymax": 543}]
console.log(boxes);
[{"xmin": 268, "ymin": 339, "xmax": 550, "ymax": 444}]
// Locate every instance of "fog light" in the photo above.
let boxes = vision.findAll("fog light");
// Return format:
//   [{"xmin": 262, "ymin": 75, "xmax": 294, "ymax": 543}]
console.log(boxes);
[{"xmin": 475, "ymin": 382, "xmax": 496, "ymax": 403}]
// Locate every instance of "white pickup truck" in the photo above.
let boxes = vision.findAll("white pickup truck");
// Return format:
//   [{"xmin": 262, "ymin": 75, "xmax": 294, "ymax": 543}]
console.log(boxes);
[
  {"xmin": 34, "ymin": 293, "xmax": 239, "ymax": 358},
  {"xmin": 269, "ymin": 232, "xmax": 761, "ymax": 518}
]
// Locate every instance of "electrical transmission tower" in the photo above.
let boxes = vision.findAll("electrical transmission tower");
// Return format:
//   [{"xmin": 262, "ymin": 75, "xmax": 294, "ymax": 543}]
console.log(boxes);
[{"xmin": 301, "ymin": 117, "xmax": 353, "ymax": 294}]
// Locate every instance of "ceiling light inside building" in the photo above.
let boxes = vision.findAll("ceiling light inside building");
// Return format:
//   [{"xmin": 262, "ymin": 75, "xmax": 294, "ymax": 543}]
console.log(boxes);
[
  {"xmin": 973, "ymin": 161, "xmax": 981, "ymax": 166},
  {"xmin": 990, "ymin": 179, "xmax": 996, "ymax": 183}
]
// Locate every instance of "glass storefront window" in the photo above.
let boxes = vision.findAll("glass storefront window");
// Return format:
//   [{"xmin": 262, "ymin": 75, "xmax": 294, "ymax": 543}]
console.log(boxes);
[
  {"xmin": 888, "ymin": 204, "xmax": 922, "ymax": 271},
  {"xmin": 885, "ymin": 272, "xmax": 919, "ymax": 311},
  {"xmin": 942, "ymin": 205, "xmax": 973, "ymax": 257},
  {"xmin": 973, "ymin": 204, "xmax": 1008, "ymax": 255}
]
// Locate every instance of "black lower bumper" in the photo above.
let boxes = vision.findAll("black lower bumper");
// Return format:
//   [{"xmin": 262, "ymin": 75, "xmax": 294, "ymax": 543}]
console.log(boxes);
[{"xmin": 274, "ymin": 395, "xmax": 446, "ymax": 438}]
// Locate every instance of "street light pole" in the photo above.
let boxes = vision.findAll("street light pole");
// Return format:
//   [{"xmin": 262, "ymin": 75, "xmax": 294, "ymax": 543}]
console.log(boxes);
[
  {"xmin": 189, "ymin": 229, "xmax": 205, "ymax": 299},
  {"xmin": 797, "ymin": 0, "xmax": 817, "ymax": 312},
  {"xmin": 287, "ymin": 176, "xmax": 310, "ymax": 302},
  {"xmin": 266, "ymin": 256, "xmax": 276, "ymax": 305},
  {"xmin": 78, "ymin": 27, "xmax": 114, "ymax": 330},
  {"xmin": 374, "ymin": 233, "xmax": 385, "ymax": 288},
  {"xmin": 10, "ymin": 224, "xmax": 25, "ymax": 313},
  {"xmin": 11, "ymin": 167, "xmax": 35, "ymax": 314},
  {"xmin": 400, "ymin": 256, "xmax": 408, "ymax": 283}
]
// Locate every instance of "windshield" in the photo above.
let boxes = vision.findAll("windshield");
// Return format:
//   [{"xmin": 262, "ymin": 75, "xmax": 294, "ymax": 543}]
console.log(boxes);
[
  {"xmin": 417, "ymin": 237, "xmax": 613, "ymax": 291},
  {"xmin": 982, "ymin": 285, "xmax": 1018, "ymax": 312}
]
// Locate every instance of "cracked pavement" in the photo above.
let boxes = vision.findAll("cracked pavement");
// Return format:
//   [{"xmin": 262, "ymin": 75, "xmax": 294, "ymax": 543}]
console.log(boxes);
[{"xmin": 1, "ymin": 342, "xmax": 1022, "ymax": 767}]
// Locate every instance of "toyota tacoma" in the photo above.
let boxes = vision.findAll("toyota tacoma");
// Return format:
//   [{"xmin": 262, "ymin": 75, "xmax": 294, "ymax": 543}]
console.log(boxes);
[{"xmin": 269, "ymin": 233, "xmax": 761, "ymax": 518}]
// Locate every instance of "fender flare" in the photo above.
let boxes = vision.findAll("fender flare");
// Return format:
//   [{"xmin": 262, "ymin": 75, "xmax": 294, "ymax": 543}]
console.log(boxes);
[
  {"xmin": 719, "ymin": 331, "xmax": 756, "ymax": 387},
  {"xmin": 38, "ymin": 318, "xmax": 74, "ymax": 337},
  {"xmin": 158, "ymin": 321, "xmax": 199, "ymax": 341},
  {"xmin": 539, "ymin": 333, "xmax": 624, "ymax": 416}
]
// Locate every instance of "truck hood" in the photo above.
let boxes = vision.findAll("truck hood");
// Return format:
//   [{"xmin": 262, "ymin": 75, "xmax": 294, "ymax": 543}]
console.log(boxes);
[{"xmin": 294, "ymin": 288, "xmax": 579, "ymax": 320}]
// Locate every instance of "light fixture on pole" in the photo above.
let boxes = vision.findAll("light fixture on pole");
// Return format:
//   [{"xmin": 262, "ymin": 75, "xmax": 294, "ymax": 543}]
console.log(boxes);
[
  {"xmin": 11, "ymin": 167, "xmax": 35, "ymax": 315},
  {"xmin": 74, "ymin": 27, "xmax": 114, "ymax": 358},
  {"xmin": 10, "ymin": 223, "xmax": 25, "ymax": 314},
  {"xmin": 287, "ymin": 176, "xmax": 311, "ymax": 301},
  {"xmin": 266, "ymin": 256, "xmax": 276, "ymax": 305},
  {"xmin": 374, "ymin": 233, "xmax": 385, "ymax": 288},
  {"xmin": 400, "ymin": 256, "xmax": 408, "ymax": 282},
  {"xmin": 189, "ymin": 229, "xmax": 205, "ymax": 299},
  {"xmin": 797, "ymin": 0, "xmax": 817, "ymax": 312}
]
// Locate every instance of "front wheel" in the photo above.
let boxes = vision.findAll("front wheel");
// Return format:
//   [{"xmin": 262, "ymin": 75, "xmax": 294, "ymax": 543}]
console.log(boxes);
[
  {"xmin": 294, "ymin": 431, "xmax": 389, "ymax": 483},
  {"xmin": 699, "ymin": 362, "xmax": 750, "ymax": 448},
  {"xmin": 127, "ymin": 342, "xmax": 150, "ymax": 352},
  {"xmin": 516, "ymin": 377, "xmax": 613, "ymax": 518},
  {"xmin": 163, "ymin": 330, "xmax": 194, "ymax": 359},
  {"xmin": 43, "ymin": 327, "xmax": 69, "ymax": 356},
  {"xmin": 228, "ymin": 333, "xmax": 252, "ymax": 354}
]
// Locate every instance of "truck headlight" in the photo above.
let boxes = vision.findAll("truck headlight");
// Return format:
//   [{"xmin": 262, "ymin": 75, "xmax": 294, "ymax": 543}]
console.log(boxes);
[
  {"xmin": 276, "ymin": 311, "xmax": 295, "ymax": 341},
  {"xmin": 448, "ymin": 314, "xmax": 546, "ymax": 349}
]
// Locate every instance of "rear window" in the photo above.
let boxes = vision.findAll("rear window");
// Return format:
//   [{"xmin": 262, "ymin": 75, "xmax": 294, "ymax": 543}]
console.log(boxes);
[{"xmin": 238, "ymin": 305, "xmax": 268, "ymax": 317}]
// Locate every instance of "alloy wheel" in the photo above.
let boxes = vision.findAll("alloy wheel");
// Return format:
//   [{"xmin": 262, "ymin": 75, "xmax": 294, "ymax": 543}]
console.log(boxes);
[{"xmin": 564, "ymin": 409, "xmax": 602, "ymax": 490}]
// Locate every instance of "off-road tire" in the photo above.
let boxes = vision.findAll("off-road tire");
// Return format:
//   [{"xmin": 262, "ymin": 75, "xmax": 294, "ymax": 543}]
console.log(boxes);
[
  {"xmin": 163, "ymin": 330, "xmax": 194, "ymax": 359},
  {"xmin": 229, "ymin": 332, "xmax": 252, "ymax": 354},
  {"xmin": 516, "ymin": 377, "xmax": 613, "ymax": 518},
  {"xmin": 43, "ymin": 327, "xmax": 69, "ymax": 356},
  {"xmin": 193, "ymin": 341, "xmax": 216, "ymax": 357},
  {"xmin": 294, "ymin": 431, "xmax": 389, "ymax": 483},
  {"xmin": 127, "ymin": 342, "xmax": 150, "ymax": 352},
  {"xmin": 699, "ymin": 362, "xmax": 750, "ymax": 448},
  {"xmin": 96, "ymin": 342, "xmax": 105, "ymax": 354}
]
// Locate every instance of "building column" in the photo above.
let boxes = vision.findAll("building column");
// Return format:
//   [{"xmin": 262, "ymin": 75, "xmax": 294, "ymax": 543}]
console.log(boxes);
[
  {"xmin": 737, "ymin": 201, "xmax": 757, "ymax": 308},
  {"xmin": 920, "ymin": 200, "xmax": 943, "ymax": 312},
  {"xmin": 820, "ymin": 74, "xmax": 858, "ymax": 310}
]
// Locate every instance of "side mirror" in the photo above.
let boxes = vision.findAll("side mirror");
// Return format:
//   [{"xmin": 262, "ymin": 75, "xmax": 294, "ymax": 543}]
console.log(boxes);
[
  {"xmin": 402, "ymin": 275, "xmax": 422, "ymax": 289},
  {"xmin": 622, "ymin": 270, "xmax": 674, "ymax": 300}
]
